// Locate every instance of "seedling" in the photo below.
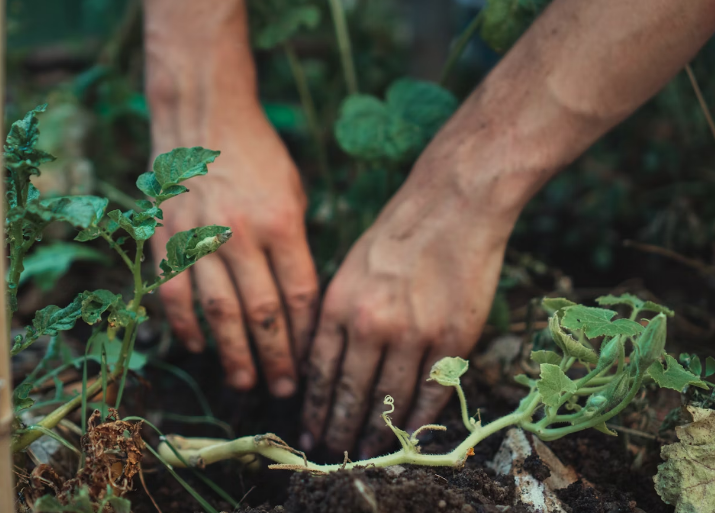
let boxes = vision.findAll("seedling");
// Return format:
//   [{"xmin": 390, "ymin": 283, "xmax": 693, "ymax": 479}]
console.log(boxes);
[
  {"xmin": 5, "ymin": 106, "xmax": 232, "ymax": 460},
  {"xmin": 159, "ymin": 294, "xmax": 708, "ymax": 473}
]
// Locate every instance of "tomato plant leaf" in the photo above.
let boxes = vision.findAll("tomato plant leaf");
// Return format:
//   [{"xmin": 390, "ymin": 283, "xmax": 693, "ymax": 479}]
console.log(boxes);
[
  {"xmin": 549, "ymin": 315, "xmax": 598, "ymax": 365},
  {"xmin": 152, "ymin": 147, "xmax": 220, "ymax": 189},
  {"xmin": 655, "ymin": 406, "xmax": 715, "ymax": 513},
  {"xmin": 24, "ymin": 196, "xmax": 108, "ymax": 230},
  {"xmin": 107, "ymin": 209, "xmax": 157, "ymax": 241},
  {"xmin": 648, "ymin": 355, "xmax": 709, "ymax": 392},
  {"xmin": 14, "ymin": 295, "xmax": 85, "ymax": 354},
  {"xmin": 13, "ymin": 382, "xmax": 35, "ymax": 413},
  {"xmin": 161, "ymin": 225, "xmax": 232, "ymax": 275},
  {"xmin": 536, "ymin": 363, "xmax": 577, "ymax": 408},
  {"xmin": 562, "ymin": 305, "xmax": 644, "ymax": 338},
  {"xmin": 428, "ymin": 356, "xmax": 469, "ymax": 387}
]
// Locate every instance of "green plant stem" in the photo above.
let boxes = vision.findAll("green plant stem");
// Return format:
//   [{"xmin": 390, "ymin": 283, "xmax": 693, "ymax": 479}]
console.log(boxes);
[
  {"xmin": 13, "ymin": 242, "xmax": 146, "ymax": 452},
  {"xmin": 99, "ymin": 229, "xmax": 134, "ymax": 271},
  {"xmin": 283, "ymin": 43, "xmax": 333, "ymax": 200},
  {"xmin": 685, "ymin": 63, "xmax": 715, "ymax": 142},
  {"xmin": 455, "ymin": 385, "xmax": 475, "ymax": 432},
  {"xmin": 159, "ymin": 409, "xmax": 530, "ymax": 472},
  {"xmin": 328, "ymin": 0, "xmax": 358, "ymax": 94},
  {"xmin": 439, "ymin": 10, "xmax": 485, "ymax": 86}
]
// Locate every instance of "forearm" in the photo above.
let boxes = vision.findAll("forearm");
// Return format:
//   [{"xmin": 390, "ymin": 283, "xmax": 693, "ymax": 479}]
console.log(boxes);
[
  {"xmin": 143, "ymin": 0, "xmax": 262, "ymax": 145},
  {"xmin": 428, "ymin": 0, "xmax": 715, "ymax": 221}
]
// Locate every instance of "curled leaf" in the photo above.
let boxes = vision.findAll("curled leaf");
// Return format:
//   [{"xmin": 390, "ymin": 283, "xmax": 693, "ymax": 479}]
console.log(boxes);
[
  {"xmin": 428, "ymin": 357, "xmax": 469, "ymax": 387},
  {"xmin": 549, "ymin": 315, "xmax": 598, "ymax": 365}
]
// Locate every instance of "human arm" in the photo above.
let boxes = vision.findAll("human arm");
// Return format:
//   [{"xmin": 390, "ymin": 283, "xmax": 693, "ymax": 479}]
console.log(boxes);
[
  {"xmin": 302, "ymin": 0, "xmax": 715, "ymax": 457},
  {"xmin": 143, "ymin": 0, "xmax": 319, "ymax": 396}
]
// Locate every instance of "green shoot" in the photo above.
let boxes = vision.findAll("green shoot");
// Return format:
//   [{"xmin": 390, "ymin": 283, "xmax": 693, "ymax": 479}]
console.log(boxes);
[{"xmin": 158, "ymin": 295, "xmax": 708, "ymax": 474}]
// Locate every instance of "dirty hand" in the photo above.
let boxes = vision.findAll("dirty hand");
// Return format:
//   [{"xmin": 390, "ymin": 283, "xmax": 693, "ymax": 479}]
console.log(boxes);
[
  {"xmin": 144, "ymin": 0, "xmax": 318, "ymax": 397},
  {"xmin": 301, "ymin": 118, "xmax": 531, "ymax": 457}
]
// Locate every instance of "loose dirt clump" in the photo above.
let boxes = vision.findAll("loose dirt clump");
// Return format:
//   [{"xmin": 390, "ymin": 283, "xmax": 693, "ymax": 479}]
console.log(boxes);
[
  {"xmin": 521, "ymin": 454, "xmax": 551, "ymax": 482},
  {"xmin": 556, "ymin": 480, "xmax": 636, "ymax": 513}
]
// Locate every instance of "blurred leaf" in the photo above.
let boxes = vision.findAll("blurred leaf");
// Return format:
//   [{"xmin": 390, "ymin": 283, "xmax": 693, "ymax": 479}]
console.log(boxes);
[
  {"xmin": 18, "ymin": 242, "xmax": 110, "ymax": 291},
  {"xmin": 22, "ymin": 196, "xmax": 108, "ymax": 230},
  {"xmin": 480, "ymin": 0, "xmax": 551, "ymax": 53},
  {"xmin": 254, "ymin": 4, "xmax": 321, "ymax": 49},
  {"xmin": 13, "ymin": 382, "xmax": 35, "ymax": 413},
  {"xmin": 88, "ymin": 331, "xmax": 147, "ymax": 371}
]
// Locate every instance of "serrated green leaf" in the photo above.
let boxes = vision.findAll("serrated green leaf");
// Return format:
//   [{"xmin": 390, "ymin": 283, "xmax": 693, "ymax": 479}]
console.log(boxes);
[
  {"xmin": 4, "ymin": 104, "xmax": 57, "ymax": 173},
  {"xmin": 648, "ymin": 355, "xmax": 709, "ymax": 392},
  {"xmin": 152, "ymin": 147, "xmax": 220, "ymax": 188},
  {"xmin": 562, "ymin": 305, "xmax": 644, "ymax": 338},
  {"xmin": 428, "ymin": 356, "xmax": 469, "ymax": 387},
  {"xmin": 15, "ymin": 295, "xmax": 85, "ymax": 354},
  {"xmin": 254, "ymin": 4, "xmax": 321, "ymax": 49},
  {"xmin": 641, "ymin": 301, "xmax": 675, "ymax": 317},
  {"xmin": 107, "ymin": 209, "xmax": 157, "ymax": 241},
  {"xmin": 530, "ymin": 350, "xmax": 562, "ymax": 366},
  {"xmin": 163, "ymin": 225, "xmax": 233, "ymax": 274},
  {"xmin": 549, "ymin": 315, "xmax": 598, "ymax": 365},
  {"xmin": 705, "ymin": 357, "xmax": 715, "ymax": 379},
  {"xmin": 386, "ymin": 78, "xmax": 458, "ymax": 137},
  {"xmin": 13, "ymin": 382, "xmax": 35, "ymax": 412},
  {"xmin": 654, "ymin": 406, "xmax": 715, "ymax": 513},
  {"xmin": 24, "ymin": 195, "xmax": 108, "ymax": 229},
  {"xmin": 18, "ymin": 242, "xmax": 110, "ymax": 291},
  {"xmin": 81, "ymin": 289, "xmax": 122, "ymax": 325},
  {"xmin": 536, "ymin": 363, "xmax": 577, "ymax": 408}
]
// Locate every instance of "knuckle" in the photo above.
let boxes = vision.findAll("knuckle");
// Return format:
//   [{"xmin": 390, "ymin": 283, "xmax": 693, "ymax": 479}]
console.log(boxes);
[
  {"xmin": 263, "ymin": 205, "xmax": 302, "ymax": 239},
  {"xmin": 246, "ymin": 300, "xmax": 283, "ymax": 330},
  {"xmin": 202, "ymin": 297, "xmax": 240, "ymax": 323},
  {"xmin": 352, "ymin": 305, "xmax": 390, "ymax": 341},
  {"xmin": 284, "ymin": 288, "xmax": 319, "ymax": 312}
]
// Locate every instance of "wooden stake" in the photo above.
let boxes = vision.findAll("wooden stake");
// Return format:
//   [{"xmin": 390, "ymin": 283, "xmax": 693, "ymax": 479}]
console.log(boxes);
[{"xmin": 0, "ymin": 0, "xmax": 15, "ymax": 509}]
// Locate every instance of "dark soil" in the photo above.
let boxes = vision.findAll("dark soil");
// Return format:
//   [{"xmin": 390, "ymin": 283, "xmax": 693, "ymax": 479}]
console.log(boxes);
[{"xmin": 521, "ymin": 454, "xmax": 551, "ymax": 482}]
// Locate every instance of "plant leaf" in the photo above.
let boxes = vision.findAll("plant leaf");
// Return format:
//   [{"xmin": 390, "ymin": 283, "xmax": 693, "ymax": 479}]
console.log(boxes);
[
  {"xmin": 13, "ymin": 382, "xmax": 35, "ymax": 412},
  {"xmin": 162, "ymin": 225, "xmax": 233, "ymax": 274},
  {"xmin": 654, "ymin": 406, "xmax": 715, "ymax": 513},
  {"xmin": 81, "ymin": 289, "xmax": 122, "ymax": 325},
  {"xmin": 428, "ymin": 356, "xmax": 469, "ymax": 387},
  {"xmin": 3, "ymin": 104, "xmax": 56, "ymax": 174},
  {"xmin": 541, "ymin": 297, "xmax": 576, "ymax": 318},
  {"xmin": 530, "ymin": 350, "xmax": 562, "ymax": 366},
  {"xmin": 705, "ymin": 357, "xmax": 715, "ymax": 379},
  {"xmin": 514, "ymin": 374, "xmax": 535, "ymax": 388},
  {"xmin": 648, "ymin": 355, "xmax": 709, "ymax": 392},
  {"xmin": 549, "ymin": 315, "xmax": 598, "ymax": 365},
  {"xmin": 253, "ymin": 4, "xmax": 321, "ymax": 49},
  {"xmin": 25, "ymin": 196, "xmax": 108, "ymax": 229},
  {"xmin": 636, "ymin": 313, "xmax": 668, "ymax": 370},
  {"xmin": 107, "ymin": 209, "xmax": 157, "ymax": 241},
  {"xmin": 152, "ymin": 147, "xmax": 220, "ymax": 189},
  {"xmin": 18, "ymin": 242, "xmax": 110, "ymax": 291},
  {"xmin": 385, "ymin": 78, "xmax": 458, "ymax": 138},
  {"xmin": 536, "ymin": 363, "xmax": 577, "ymax": 408},
  {"xmin": 15, "ymin": 295, "xmax": 85, "ymax": 354},
  {"xmin": 562, "ymin": 305, "xmax": 644, "ymax": 338},
  {"xmin": 480, "ymin": 0, "xmax": 549, "ymax": 53}
]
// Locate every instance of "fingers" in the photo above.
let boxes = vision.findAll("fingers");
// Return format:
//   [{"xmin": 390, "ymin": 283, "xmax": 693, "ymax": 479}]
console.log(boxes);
[
  {"xmin": 225, "ymin": 244, "xmax": 297, "ymax": 397},
  {"xmin": 192, "ymin": 253, "xmax": 256, "ymax": 390},
  {"xmin": 358, "ymin": 345, "xmax": 423, "ymax": 459},
  {"xmin": 153, "ymin": 230, "xmax": 204, "ymax": 352},
  {"xmin": 301, "ymin": 312, "xmax": 345, "ymax": 449},
  {"xmin": 269, "ymin": 231, "xmax": 320, "ymax": 365},
  {"xmin": 405, "ymin": 347, "xmax": 456, "ymax": 433}
]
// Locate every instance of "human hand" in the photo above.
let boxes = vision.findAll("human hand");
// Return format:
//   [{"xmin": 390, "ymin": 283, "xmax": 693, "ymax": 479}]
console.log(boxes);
[
  {"xmin": 149, "ymin": 101, "xmax": 318, "ymax": 397},
  {"xmin": 300, "ymin": 133, "xmax": 526, "ymax": 457}
]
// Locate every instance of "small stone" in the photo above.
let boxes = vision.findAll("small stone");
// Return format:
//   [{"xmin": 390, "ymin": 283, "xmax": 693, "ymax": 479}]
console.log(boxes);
[
  {"xmin": 438, "ymin": 500, "xmax": 447, "ymax": 508},
  {"xmin": 461, "ymin": 505, "xmax": 475, "ymax": 513},
  {"xmin": 385, "ymin": 465, "xmax": 406, "ymax": 476}
]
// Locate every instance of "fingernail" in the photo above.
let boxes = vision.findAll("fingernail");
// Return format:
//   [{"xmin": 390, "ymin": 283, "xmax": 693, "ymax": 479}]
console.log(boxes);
[
  {"xmin": 299, "ymin": 432, "xmax": 314, "ymax": 452},
  {"xmin": 272, "ymin": 377, "xmax": 296, "ymax": 398},
  {"xmin": 186, "ymin": 339, "xmax": 203, "ymax": 353},
  {"xmin": 230, "ymin": 370, "xmax": 253, "ymax": 389}
]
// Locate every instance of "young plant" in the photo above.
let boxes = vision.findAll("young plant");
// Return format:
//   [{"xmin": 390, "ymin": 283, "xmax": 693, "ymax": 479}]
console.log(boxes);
[
  {"xmin": 5, "ymin": 106, "xmax": 232, "ymax": 465},
  {"xmin": 158, "ymin": 294, "xmax": 706, "ymax": 473}
]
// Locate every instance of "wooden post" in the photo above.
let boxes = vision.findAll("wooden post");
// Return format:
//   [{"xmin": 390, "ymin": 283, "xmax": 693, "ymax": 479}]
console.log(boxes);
[{"xmin": 0, "ymin": 0, "xmax": 15, "ymax": 509}]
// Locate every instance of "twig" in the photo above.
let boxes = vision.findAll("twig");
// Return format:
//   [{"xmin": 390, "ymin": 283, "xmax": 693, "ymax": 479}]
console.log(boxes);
[
  {"xmin": 604, "ymin": 423, "xmax": 657, "ymax": 440},
  {"xmin": 623, "ymin": 239, "xmax": 715, "ymax": 276},
  {"xmin": 440, "ymin": 10, "xmax": 485, "ymax": 86},
  {"xmin": 685, "ymin": 64, "xmax": 715, "ymax": 142}
]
